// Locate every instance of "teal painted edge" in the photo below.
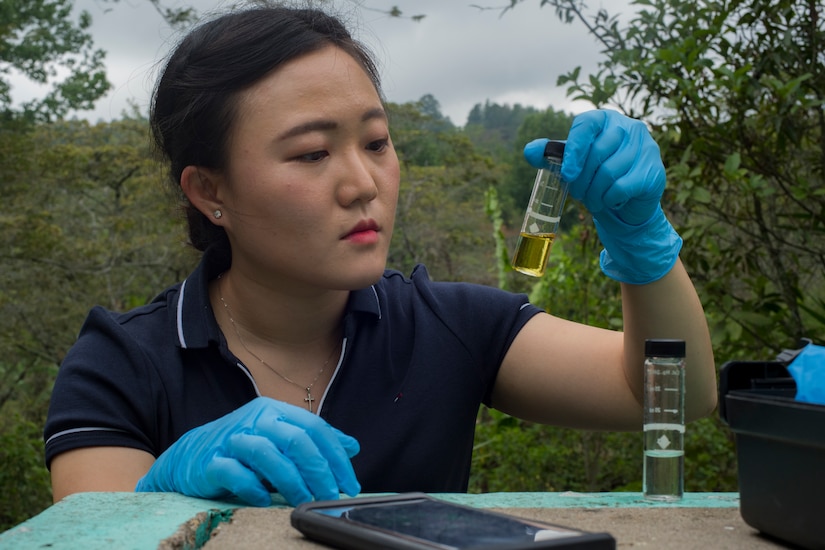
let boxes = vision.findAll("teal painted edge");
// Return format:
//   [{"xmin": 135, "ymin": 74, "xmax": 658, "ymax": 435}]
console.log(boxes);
[
  {"xmin": 433, "ymin": 492, "xmax": 740, "ymax": 508},
  {"xmin": 0, "ymin": 492, "xmax": 286, "ymax": 550},
  {"xmin": 0, "ymin": 492, "xmax": 738, "ymax": 549}
]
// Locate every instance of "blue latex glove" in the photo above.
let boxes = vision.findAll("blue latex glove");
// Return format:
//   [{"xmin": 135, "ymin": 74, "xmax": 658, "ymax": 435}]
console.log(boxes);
[
  {"xmin": 135, "ymin": 397, "xmax": 361, "ymax": 506},
  {"xmin": 525, "ymin": 109, "xmax": 682, "ymax": 284},
  {"xmin": 787, "ymin": 344, "xmax": 825, "ymax": 405}
]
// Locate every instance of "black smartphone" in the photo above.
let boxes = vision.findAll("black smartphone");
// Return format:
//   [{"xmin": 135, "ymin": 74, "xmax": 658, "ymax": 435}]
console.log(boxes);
[{"xmin": 290, "ymin": 492, "xmax": 615, "ymax": 549}]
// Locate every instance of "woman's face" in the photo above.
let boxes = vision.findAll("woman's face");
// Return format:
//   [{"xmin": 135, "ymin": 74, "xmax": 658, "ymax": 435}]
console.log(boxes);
[{"xmin": 214, "ymin": 45, "xmax": 400, "ymax": 292}]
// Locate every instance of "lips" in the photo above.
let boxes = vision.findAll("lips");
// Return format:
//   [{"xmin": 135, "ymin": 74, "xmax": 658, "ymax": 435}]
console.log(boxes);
[{"xmin": 342, "ymin": 219, "xmax": 380, "ymax": 243}]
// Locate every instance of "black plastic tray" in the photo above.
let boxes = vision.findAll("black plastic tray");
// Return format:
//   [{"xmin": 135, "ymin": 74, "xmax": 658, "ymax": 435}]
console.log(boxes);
[{"xmin": 719, "ymin": 360, "xmax": 825, "ymax": 549}]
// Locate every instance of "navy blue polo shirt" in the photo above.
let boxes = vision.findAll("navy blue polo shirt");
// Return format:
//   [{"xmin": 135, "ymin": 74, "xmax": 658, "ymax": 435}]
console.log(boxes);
[{"xmin": 45, "ymin": 247, "xmax": 542, "ymax": 493}]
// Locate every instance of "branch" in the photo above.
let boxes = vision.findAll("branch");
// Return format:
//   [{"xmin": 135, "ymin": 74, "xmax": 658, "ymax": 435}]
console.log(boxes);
[
  {"xmin": 355, "ymin": 3, "xmax": 426, "ymax": 22},
  {"xmin": 485, "ymin": 0, "xmax": 624, "ymax": 53}
]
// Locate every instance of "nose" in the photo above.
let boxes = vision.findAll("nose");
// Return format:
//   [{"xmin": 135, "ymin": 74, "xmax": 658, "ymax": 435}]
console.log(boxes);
[{"xmin": 336, "ymin": 149, "xmax": 379, "ymax": 206}]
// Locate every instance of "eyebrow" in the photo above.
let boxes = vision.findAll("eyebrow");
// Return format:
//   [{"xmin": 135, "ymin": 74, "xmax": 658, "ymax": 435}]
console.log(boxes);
[{"xmin": 277, "ymin": 107, "xmax": 388, "ymax": 141}]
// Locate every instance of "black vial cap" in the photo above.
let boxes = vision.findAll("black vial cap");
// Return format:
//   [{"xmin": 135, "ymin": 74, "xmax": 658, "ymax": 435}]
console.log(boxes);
[
  {"xmin": 544, "ymin": 140, "xmax": 565, "ymax": 159},
  {"xmin": 645, "ymin": 339, "xmax": 686, "ymax": 357}
]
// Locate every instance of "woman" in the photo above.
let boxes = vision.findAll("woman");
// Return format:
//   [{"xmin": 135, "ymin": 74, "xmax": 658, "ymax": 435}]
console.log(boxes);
[{"xmin": 44, "ymin": 4, "xmax": 717, "ymax": 507}]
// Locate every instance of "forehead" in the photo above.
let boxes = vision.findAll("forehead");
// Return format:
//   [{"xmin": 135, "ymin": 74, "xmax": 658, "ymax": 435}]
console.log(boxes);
[{"xmin": 232, "ymin": 46, "xmax": 383, "ymax": 132}]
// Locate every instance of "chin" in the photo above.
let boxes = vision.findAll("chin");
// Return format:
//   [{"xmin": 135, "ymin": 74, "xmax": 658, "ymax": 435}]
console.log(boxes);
[
  {"xmin": 339, "ymin": 260, "xmax": 387, "ymax": 290},
  {"xmin": 346, "ymin": 269, "xmax": 386, "ymax": 290}
]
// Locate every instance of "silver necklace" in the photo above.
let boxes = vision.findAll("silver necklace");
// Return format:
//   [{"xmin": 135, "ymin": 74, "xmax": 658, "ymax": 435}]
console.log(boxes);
[{"xmin": 217, "ymin": 277, "xmax": 337, "ymax": 413}]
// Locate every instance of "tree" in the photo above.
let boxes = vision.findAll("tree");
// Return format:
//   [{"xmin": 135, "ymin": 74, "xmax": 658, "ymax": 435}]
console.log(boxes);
[
  {"xmin": 465, "ymin": 100, "xmax": 541, "ymax": 160},
  {"xmin": 115, "ymin": 0, "xmax": 196, "ymax": 29},
  {"xmin": 388, "ymin": 97, "xmax": 456, "ymax": 167},
  {"xmin": 504, "ymin": 107, "xmax": 575, "ymax": 220},
  {"xmin": 473, "ymin": 0, "xmax": 825, "ymax": 495},
  {"xmin": 0, "ymin": 0, "xmax": 110, "ymax": 123},
  {"xmin": 0, "ymin": 116, "xmax": 198, "ymax": 527},
  {"xmin": 1, "ymin": 116, "xmax": 197, "ymax": 400},
  {"xmin": 387, "ymin": 100, "xmax": 503, "ymax": 284},
  {"xmin": 522, "ymin": 0, "xmax": 825, "ymax": 357}
]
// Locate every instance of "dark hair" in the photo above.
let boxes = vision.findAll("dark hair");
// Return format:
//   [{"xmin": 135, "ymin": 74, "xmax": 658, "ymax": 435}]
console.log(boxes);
[{"xmin": 151, "ymin": 4, "xmax": 382, "ymax": 251}]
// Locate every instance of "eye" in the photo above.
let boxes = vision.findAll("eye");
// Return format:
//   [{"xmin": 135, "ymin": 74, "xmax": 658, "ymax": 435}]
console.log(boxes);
[
  {"xmin": 366, "ymin": 138, "xmax": 390, "ymax": 153},
  {"xmin": 297, "ymin": 150, "xmax": 329, "ymax": 162}
]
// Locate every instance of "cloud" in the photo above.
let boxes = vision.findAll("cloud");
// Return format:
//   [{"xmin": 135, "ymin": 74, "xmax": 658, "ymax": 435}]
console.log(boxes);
[
  {"xmin": 12, "ymin": 0, "xmax": 632, "ymax": 125},
  {"xmin": 360, "ymin": 0, "xmax": 609, "ymax": 123}
]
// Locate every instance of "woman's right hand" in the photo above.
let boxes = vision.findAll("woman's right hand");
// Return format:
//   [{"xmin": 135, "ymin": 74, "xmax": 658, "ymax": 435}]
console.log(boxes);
[
  {"xmin": 135, "ymin": 397, "xmax": 361, "ymax": 506},
  {"xmin": 525, "ymin": 109, "xmax": 682, "ymax": 285}
]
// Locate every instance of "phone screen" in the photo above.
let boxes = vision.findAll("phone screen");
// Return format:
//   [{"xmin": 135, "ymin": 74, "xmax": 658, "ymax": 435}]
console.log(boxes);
[{"xmin": 310, "ymin": 497, "xmax": 584, "ymax": 549}]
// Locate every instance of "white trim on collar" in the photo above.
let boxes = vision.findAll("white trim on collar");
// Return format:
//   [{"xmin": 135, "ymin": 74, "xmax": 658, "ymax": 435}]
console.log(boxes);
[
  {"xmin": 370, "ymin": 285, "xmax": 381, "ymax": 320},
  {"xmin": 176, "ymin": 278, "xmax": 188, "ymax": 349}
]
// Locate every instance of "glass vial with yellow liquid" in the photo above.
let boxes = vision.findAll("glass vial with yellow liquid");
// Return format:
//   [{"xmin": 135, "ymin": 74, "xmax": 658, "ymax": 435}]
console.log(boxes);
[{"xmin": 512, "ymin": 139, "xmax": 568, "ymax": 277}]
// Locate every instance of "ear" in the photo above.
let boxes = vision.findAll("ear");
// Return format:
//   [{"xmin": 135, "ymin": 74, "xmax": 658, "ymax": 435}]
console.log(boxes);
[{"xmin": 180, "ymin": 166, "xmax": 226, "ymax": 223}]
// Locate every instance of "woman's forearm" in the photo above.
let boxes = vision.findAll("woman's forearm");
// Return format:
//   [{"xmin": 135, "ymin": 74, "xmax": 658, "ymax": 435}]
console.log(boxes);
[{"xmin": 621, "ymin": 259, "xmax": 718, "ymax": 422}]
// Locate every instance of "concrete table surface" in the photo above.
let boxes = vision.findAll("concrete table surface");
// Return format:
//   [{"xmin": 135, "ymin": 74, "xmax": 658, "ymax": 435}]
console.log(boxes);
[{"xmin": 0, "ymin": 492, "xmax": 795, "ymax": 549}]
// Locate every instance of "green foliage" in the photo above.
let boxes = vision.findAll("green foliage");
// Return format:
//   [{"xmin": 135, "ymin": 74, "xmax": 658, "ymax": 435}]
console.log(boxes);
[
  {"xmin": 471, "ymin": 409, "xmax": 739, "ymax": 493},
  {"xmin": 388, "ymin": 99, "xmax": 503, "ymax": 284},
  {"xmin": 135, "ymin": 0, "xmax": 197, "ymax": 29},
  {"xmin": 0, "ymin": 359, "xmax": 54, "ymax": 531},
  {"xmin": 526, "ymin": 223, "xmax": 620, "ymax": 328},
  {"xmin": 484, "ymin": 186, "xmax": 513, "ymax": 290},
  {"xmin": 0, "ymin": 115, "xmax": 198, "ymax": 526},
  {"xmin": 390, "ymin": 163, "xmax": 499, "ymax": 284},
  {"xmin": 9, "ymin": 0, "xmax": 822, "ymax": 523},
  {"xmin": 684, "ymin": 416, "xmax": 738, "ymax": 491},
  {"xmin": 470, "ymin": 221, "xmax": 644, "ymax": 494},
  {"xmin": 0, "ymin": 0, "xmax": 110, "ymax": 123},
  {"xmin": 465, "ymin": 101, "xmax": 540, "ymax": 159},
  {"xmin": 499, "ymin": 107, "xmax": 575, "ymax": 226},
  {"xmin": 471, "ymin": 408, "xmax": 643, "ymax": 493},
  {"xmin": 482, "ymin": 0, "xmax": 825, "ymax": 495},
  {"xmin": 549, "ymin": 0, "xmax": 825, "ymax": 358},
  {"xmin": 0, "ymin": 415, "xmax": 52, "ymax": 531},
  {"xmin": 462, "ymin": 102, "xmax": 575, "ymax": 228},
  {"xmin": 1, "ymin": 117, "xmax": 197, "ymax": 377},
  {"xmin": 388, "ymin": 97, "xmax": 457, "ymax": 167},
  {"xmin": 0, "ymin": 0, "xmax": 203, "ymax": 124}
]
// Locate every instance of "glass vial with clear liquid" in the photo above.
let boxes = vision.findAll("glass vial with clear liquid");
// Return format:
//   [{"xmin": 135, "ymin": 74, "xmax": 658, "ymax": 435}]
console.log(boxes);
[
  {"xmin": 511, "ymin": 140, "xmax": 567, "ymax": 277},
  {"xmin": 643, "ymin": 339, "xmax": 686, "ymax": 501}
]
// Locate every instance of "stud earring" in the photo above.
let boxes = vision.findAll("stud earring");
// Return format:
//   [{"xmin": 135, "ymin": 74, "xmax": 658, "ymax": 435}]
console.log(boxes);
[{"xmin": 213, "ymin": 210, "xmax": 222, "ymax": 219}]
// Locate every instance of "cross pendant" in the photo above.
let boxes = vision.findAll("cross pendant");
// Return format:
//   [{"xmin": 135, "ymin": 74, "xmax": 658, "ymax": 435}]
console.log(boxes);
[{"xmin": 304, "ymin": 387, "xmax": 314, "ymax": 413}]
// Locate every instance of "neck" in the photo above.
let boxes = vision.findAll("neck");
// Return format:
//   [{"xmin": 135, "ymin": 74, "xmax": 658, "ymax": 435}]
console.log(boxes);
[{"xmin": 212, "ymin": 268, "xmax": 347, "ymax": 349}]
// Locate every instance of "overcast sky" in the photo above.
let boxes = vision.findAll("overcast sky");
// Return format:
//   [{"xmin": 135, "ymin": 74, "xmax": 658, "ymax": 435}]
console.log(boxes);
[{"xmin": 19, "ymin": 0, "xmax": 635, "ymax": 126}]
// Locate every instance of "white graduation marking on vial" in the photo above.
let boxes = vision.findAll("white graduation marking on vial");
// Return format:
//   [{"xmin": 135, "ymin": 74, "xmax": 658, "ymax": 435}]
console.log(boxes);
[{"xmin": 528, "ymin": 212, "xmax": 560, "ymax": 224}]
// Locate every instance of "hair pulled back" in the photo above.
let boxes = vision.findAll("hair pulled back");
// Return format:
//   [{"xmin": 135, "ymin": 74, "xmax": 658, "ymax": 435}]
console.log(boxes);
[{"xmin": 151, "ymin": 5, "xmax": 382, "ymax": 251}]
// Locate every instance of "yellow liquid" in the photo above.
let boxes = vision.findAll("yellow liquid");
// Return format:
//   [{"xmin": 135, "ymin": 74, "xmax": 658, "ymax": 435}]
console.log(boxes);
[{"xmin": 512, "ymin": 233, "xmax": 555, "ymax": 277}]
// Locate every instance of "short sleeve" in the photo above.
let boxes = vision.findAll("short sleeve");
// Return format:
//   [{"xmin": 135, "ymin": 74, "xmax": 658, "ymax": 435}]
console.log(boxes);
[
  {"xmin": 406, "ymin": 266, "xmax": 543, "ymax": 404},
  {"xmin": 44, "ymin": 306, "xmax": 164, "ymax": 468}
]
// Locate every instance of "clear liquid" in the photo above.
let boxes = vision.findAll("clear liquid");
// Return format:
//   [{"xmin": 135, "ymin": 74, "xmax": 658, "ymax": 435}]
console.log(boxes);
[
  {"xmin": 643, "ymin": 449, "xmax": 684, "ymax": 501},
  {"xmin": 512, "ymin": 233, "xmax": 555, "ymax": 277}
]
